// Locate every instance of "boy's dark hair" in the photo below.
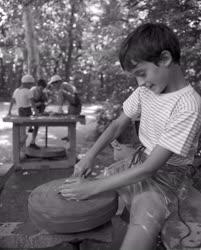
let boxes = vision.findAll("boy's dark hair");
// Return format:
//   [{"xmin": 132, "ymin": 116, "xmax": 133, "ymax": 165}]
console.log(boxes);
[
  {"xmin": 37, "ymin": 79, "xmax": 47, "ymax": 88},
  {"xmin": 119, "ymin": 23, "xmax": 181, "ymax": 71}
]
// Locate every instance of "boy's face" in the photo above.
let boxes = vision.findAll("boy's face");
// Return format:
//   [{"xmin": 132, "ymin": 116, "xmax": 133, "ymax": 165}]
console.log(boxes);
[
  {"xmin": 22, "ymin": 82, "xmax": 33, "ymax": 89},
  {"xmin": 51, "ymin": 80, "xmax": 62, "ymax": 91},
  {"xmin": 128, "ymin": 61, "xmax": 170, "ymax": 94}
]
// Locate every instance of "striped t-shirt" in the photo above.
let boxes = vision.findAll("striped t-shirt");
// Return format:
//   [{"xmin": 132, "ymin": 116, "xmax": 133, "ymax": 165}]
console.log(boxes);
[{"xmin": 123, "ymin": 85, "xmax": 201, "ymax": 165}]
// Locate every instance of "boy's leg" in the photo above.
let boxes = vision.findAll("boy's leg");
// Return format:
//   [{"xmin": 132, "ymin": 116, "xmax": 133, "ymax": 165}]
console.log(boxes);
[
  {"xmin": 20, "ymin": 126, "xmax": 27, "ymax": 147},
  {"xmin": 29, "ymin": 126, "xmax": 40, "ymax": 149},
  {"xmin": 120, "ymin": 191, "xmax": 167, "ymax": 250}
]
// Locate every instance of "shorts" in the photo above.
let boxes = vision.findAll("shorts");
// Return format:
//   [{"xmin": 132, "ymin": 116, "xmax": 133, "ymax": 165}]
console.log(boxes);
[
  {"xmin": 36, "ymin": 104, "xmax": 46, "ymax": 114},
  {"xmin": 18, "ymin": 107, "xmax": 32, "ymax": 117},
  {"xmin": 104, "ymin": 145, "xmax": 193, "ymax": 219}
]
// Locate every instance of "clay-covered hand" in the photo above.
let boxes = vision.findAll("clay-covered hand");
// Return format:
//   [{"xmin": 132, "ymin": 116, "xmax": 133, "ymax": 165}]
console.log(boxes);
[
  {"xmin": 73, "ymin": 155, "xmax": 95, "ymax": 178},
  {"xmin": 58, "ymin": 178, "xmax": 102, "ymax": 200}
]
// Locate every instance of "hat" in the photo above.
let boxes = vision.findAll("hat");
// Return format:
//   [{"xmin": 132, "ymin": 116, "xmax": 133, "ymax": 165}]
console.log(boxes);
[
  {"xmin": 49, "ymin": 75, "xmax": 62, "ymax": 84},
  {"xmin": 21, "ymin": 74, "xmax": 35, "ymax": 83}
]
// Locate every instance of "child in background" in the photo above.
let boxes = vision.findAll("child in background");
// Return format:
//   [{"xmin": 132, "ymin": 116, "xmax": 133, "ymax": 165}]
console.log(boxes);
[
  {"xmin": 31, "ymin": 78, "xmax": 48, "ymax": 114},
  {"xmin": 59, "ymin": 23, "xmax": 201, "ymax": 250},
  {"xmin": 28, "ymin": 79, "xmax": 48, "ymax": 135},
  {"xmin": 8, "ymin": 74, "xmax": 39, "ymax": 149}
]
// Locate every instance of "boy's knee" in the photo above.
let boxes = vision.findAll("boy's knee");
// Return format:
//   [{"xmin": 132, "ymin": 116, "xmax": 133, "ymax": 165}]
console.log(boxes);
[{"xmin": 130, "ymin": 191, "xmax": 166, "ymax": 232}]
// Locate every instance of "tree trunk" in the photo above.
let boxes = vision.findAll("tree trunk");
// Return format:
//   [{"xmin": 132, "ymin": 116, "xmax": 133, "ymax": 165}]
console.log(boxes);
[
  {"xmin": 65, "ymin": 0, "xmax": 76, "ymax": 81},
  {"xmin": 23, "ymin": 5, "xmax": 40, "ymax": 79}
]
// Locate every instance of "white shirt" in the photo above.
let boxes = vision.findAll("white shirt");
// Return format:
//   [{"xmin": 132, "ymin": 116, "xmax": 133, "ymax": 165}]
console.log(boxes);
[
  {"xmin": 13, "ymin": 87, "xmax": 33, "ymax": 109},
  {"xmin": 123, "ymin": 85, "xmax": 201, "ymax": 165}
]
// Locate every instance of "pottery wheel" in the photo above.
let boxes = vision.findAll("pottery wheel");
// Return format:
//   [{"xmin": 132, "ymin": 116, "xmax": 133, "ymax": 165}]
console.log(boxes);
[
  {"xmin": 25, "ymin": 147, "xmax": 66, "ymax": 159},
  {"xmin": 28, "ymin": 179, "xmax": 118, "ymax": 233}
]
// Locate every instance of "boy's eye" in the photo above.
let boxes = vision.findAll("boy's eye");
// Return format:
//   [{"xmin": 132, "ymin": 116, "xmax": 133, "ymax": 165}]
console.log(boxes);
[{"xmin": 135, "ymin": 72, "xmax": 146, "ymax": 77}]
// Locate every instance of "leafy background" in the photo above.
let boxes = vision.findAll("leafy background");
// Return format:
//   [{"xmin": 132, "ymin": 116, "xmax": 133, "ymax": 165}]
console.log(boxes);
[{"xmin": 0, "ymin": 0, "xmax": 200, "ymax": 103}]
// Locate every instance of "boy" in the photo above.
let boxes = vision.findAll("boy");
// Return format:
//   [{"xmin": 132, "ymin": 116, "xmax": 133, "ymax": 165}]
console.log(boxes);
[
  {"xmin": 8, "ymin": 74, "xmax": 40, "ymax": 149},
  {"xmin": 59, "ymin": 23, "xmax": 201, "ymax": 250}
]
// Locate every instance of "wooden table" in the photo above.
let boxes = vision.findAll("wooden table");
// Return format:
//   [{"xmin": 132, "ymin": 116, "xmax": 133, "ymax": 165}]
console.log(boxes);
[{"xmin": 3, "ymin": 114, "xmax": 85, "ymax": 170}]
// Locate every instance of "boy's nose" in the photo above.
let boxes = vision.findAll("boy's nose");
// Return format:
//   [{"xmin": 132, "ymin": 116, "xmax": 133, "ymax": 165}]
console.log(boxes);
[{"xmin": 137, "ymin": 78, "xmax": 145, "ymax": 87}]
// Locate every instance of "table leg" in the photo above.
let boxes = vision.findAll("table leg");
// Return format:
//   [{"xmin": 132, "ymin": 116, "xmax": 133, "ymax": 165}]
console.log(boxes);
[
  {"xmin": 12, "ymin": 124, "xmax": 21, "ymax": 168},
  {"xmin": 45, "ymin": 126, "xmax": 48, "ymax": 147},
  {"xmin": 69, "ymin": 240, "xmax": 82, "ymax": 250},
  {"xmin": 68, "ymin": 123, "xmax": 76, "ymax": 165}
]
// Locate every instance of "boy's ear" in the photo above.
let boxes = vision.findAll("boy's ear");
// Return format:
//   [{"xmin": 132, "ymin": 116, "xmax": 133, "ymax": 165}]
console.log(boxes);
[{"xmin": 158, "ymin": 50, "xmax": 172, "ymax": 67}]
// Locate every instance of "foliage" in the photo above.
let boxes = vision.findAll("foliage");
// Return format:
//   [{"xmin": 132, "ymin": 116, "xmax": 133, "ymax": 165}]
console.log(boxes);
[
  {"xmin": 0, "ymin": 0, "xmax": 201, "ymax": 101},
  {"xmin": 96, "ymin": 101, "xmax": 121, "ymax": 135}
]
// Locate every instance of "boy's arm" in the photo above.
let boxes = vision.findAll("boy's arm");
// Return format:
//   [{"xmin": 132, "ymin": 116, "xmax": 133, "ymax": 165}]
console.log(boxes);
[
  {"xmin": 60, "ymin": 145, "xmax": 173, "ymax": 200},
  {"xmin": 97, "ymin": 145, "xmax": 172, "ymax": 192},
  {"xmin": 8, "ymin": 98, "xmax": 15, "ymax": 115},
  {"xmin": 74, "ymin": 112, "xmax": 131, "ymax": 177},
  {"xmin": 30, "ymin": 98, "xmax": 39, "ymax": 115}
]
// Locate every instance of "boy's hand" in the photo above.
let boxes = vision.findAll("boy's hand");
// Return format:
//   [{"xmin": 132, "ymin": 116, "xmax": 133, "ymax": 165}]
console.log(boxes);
[
  {"xmin": 33, "ymin": 111, "xmax": 39, "ymax": 116},
  {"xmin": 58, "ymin": 177, "xmax": 101, "ymax": 200},
  {"xmin": 73, "ymin": 155, "xmax": 95, "ymax": 178}
]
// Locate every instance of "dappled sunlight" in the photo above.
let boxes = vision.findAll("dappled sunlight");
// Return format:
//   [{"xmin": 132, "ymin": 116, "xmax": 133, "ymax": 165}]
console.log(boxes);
[
  {"xmin": 39, "ymin": 133, "xmax": 57, "ymax": 140},
  {"xmin": 83, "ymin": 104, "xmax": 102, "ymax": 112},
  {"xmin": 0, "ymin": 138, "xmax": 12, "ymax": 146},
  {"xmin": 80, "ymin": 114, "xmax": 96, "ymax": 122},
  {"xmin": 0, "ymin": 136, "xmax": 12, "ymax": 147},
  {"xmin": 83, "ymin": 109, "xmax": 98, "ymax": 114},
  {"xmin": 0, "ymin": 119, "xmax": 12, "ymax": 130}
]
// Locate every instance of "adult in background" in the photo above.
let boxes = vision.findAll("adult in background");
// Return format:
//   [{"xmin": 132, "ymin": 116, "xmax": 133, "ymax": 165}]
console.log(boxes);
[
  {"xmin": 49, "ymin": 75, "xmax": 82, "ymax": 141},
  {"xmin": 48, "ymin": 75, "xmax": 82, "ymax": 115}
]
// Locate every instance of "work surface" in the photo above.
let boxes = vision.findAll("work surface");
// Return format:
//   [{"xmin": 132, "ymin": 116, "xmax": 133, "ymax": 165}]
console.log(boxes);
[
  {"xmin": 0, "ymin": 168, "xmax": 127, "ymax": 250},
  {"xmin": 3, "ymin": 114, "xmax": 86, "ymax": 126}
]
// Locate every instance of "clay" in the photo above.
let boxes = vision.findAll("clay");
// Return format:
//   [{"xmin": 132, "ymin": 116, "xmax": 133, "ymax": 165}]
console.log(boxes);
[{"xmin": 28, "ymin": 179, "xmax": 118, "ymax": 233}]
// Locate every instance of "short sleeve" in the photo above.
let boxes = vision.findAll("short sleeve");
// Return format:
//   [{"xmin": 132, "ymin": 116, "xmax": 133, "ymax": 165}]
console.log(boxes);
[
  {"xmin": 28, "ymin": 89, "xmax": 34, "ymax": 99},
  {"xmin": 31, "ymin": 87, "xmax": 40, "ymax": 100},
  {"xmin": 12, "ymin": 89, "xmax": 18, "ymax": 99},
  {"xmin": 158, "ymin": 110, "xmax": 201, "ymax": 157},
  {"xmin": 123, "ymin": 87, "xmax": 141, "ymax": 119}
]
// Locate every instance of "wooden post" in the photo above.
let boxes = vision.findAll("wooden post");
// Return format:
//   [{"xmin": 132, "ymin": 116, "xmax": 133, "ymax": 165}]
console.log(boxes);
[
  {"xmin": 12, "ymin": 124, "xmax": 21, "ymax": 168},
  {"xmin": 68, "ymin": 123, "xmax": 76, "ymax": 165}
]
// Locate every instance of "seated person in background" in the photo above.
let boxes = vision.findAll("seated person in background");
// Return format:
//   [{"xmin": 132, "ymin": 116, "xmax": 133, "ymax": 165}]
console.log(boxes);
[
  {"xmin": 7, "ymin": 74, "xmax": 40, "ymax": 149},
  {"xmin": 49, "ymin": 75, "xmax": 82, "ymax": 115},
  {"xmin": 28, "ymin": 78, "xmax": 48, "ymax": 133}
]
